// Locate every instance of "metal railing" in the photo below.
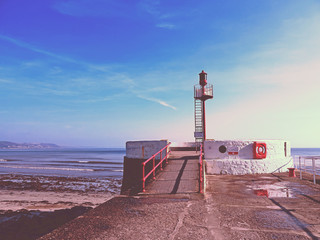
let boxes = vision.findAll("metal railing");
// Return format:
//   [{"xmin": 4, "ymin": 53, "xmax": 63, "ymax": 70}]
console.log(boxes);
[
  {"xmin": 295, "ymin": 156, "xmax": 320, "ymax": 184},
  {"xmin": 199, "ymin": 144, "xmax": 204, "ymax": 193},
  {"xmin": 194, "ymin": 84, "xmax": 213, "ymax": 98},
  {"xmin": 141, "ymin": 143, "xmax": 171, "ymax": 192}
]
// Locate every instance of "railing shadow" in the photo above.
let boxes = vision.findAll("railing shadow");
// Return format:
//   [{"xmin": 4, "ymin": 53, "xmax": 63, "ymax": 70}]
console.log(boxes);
[
  {"xmin": 171, "ymin": 159, "xmax": 188, "ymax": 194},
  {"xmin": 301, "ymin": 194, "xmax": 320, "ymax": 204},
  {"xmin": 169, "ymin": 153, "xmax": 201, "ymax": 194},
  {"xmin": 270, "ymin": 199, "xmax": 318, "ymax": 239}
]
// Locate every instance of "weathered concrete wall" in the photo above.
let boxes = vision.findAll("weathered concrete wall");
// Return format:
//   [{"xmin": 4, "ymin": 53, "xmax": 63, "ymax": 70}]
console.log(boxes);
[
  {"xmin": 121, "ymin": 140, "xmax": 169, "ymax": 195},
  {"xmin": 204, "ymin": 140, "xmax": 293, "ymax": 175},
  {"xmin": 120, "ymin": 157, "xmax": 144, "ymax": 195},
  {"xmin": 126, "ymin": 140, "xmax": 168, "ymax": 160}
]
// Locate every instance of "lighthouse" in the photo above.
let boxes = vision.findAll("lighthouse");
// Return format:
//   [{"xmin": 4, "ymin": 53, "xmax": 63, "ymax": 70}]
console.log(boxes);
[{"xmin": 194, "ymin": 70, "xmax": 213, "ymax": 144}]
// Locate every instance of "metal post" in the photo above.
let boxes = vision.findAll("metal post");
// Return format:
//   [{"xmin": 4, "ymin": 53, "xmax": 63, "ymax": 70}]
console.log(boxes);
[
  {"xmin": 160, "ymin": 151, "xmax": 163, "ymax": 170},
  {"xmin": 313, "ymin": 158, "xmax": 316, "ymax": 184},
  {"xmin": 199, "ymin": 144, "xmax": 202, "ymax": 194},
  {"xmin": 142, "ymin": 163, "xmax": 145, "ymax": 192},
  {"xmin": 200, "ymin": 159, "xmax": 203, "ymax": 193},
  {"xmin": 165, "ymin": 146, "xmax": 168, "ymax": 164},
  {"xmin": 153, "ymin": 156, "xmax": 155, "ymax": 179},
  {"xmin": 299, "ymin": 156, "xmax": 302, "ymax": 180},
  {"xmin": 202, "ymin": 99, "xmax": 206, "ymax": 142}
]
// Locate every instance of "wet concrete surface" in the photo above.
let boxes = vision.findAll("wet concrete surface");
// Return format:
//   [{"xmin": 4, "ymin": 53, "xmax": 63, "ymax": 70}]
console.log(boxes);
[
  {"xmin": 205, "ymin": 173, "xmax": 320, "ymax": 239},
  {"xmin": 40, "ymin": 172, "xmax": 320, "ymax": 240}
]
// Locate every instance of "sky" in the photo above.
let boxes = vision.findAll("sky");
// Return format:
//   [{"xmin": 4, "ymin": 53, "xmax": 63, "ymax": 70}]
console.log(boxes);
[{"xmin": 0, "ymin": 0, "xmax": 320, "ymax": 148}]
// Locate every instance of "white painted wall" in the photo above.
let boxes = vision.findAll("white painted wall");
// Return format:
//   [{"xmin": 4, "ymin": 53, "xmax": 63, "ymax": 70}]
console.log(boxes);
[
  {"xmin": 204, "ymin": 140, "xmax": 290, "ymax": 159},
  {"xmin": 204, "ymin": 140, "xmax": 293, "ymax": 175},
  {"xmin": 126, "ymin": 140, "xmax": 169, "ymax": 160}
]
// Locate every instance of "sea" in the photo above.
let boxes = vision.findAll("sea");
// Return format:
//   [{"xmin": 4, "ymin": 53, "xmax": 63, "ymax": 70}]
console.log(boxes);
[
  {"xmin": 0, "ymin": 148, "xmax": 319, "ymax": 178},
  {"xmin": 291, "ymin": 148, "xmax": 320, "ymax": 157},
  {"xmin": 0, "ymin": 148, "xmax": 125, "ymax": 178}
]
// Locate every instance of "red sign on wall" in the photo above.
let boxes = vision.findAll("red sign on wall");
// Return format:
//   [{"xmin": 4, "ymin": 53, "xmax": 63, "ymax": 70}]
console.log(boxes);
[{"xmin": 228, "ymin": 151, "xmax": 238, "ymax": 155}]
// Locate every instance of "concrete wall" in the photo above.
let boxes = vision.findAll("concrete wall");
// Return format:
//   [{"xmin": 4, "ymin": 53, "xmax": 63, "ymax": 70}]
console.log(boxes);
[
  {"xmin": 126, "ymin": 140, "xmax": 169, "ymax": 160},
  {"xmin": 121, "ymin": 140, "xmax": 169, "ymax": 195},
  {"xmin": 204, "ymin": 140, "xmax": 293, "ymax": 175},
  {"xmin": 204, "ymin": 140, "xmax": 291, "ymax": 159}
]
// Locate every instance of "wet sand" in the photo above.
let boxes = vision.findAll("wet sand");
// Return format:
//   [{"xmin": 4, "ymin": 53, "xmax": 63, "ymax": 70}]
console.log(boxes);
[{"xmin": 0, "ymin": 174, "xmax": 121, "ymax": 240}]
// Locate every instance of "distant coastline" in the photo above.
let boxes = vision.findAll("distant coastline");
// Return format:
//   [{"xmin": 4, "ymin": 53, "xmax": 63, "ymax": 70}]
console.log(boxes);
[{"xmin": 0, "ymin": 141, "xmax": 59, "ymax": 149}]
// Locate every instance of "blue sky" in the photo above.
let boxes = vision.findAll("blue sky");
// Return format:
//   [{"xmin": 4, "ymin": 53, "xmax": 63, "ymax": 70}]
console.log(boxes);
[{"xmin": 1, "ymin": 0, "xmax": 320, "ymax": 147}]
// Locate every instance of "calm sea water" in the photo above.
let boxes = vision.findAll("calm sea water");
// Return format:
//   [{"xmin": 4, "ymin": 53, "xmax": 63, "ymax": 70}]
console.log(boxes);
[
  {"xmin": 0, "ymin": 148, "xmax": 125, "ymax": 178},
  {"xmin": 291, "ymin": 148, "xmax": 320, "ymax": 157},
  {"xmin": 0, "ymin": 148, "xmax": 319, "ymax": 178}
]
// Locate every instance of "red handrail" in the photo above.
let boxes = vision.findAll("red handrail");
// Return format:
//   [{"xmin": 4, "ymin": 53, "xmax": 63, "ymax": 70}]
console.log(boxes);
[
  {"xmin": 199, "ymin": 144, "xmax": 204, "ymax": 193},
  {"xmin": 142, "ymin": 143, "xmax": 171, "ymax": 192}
]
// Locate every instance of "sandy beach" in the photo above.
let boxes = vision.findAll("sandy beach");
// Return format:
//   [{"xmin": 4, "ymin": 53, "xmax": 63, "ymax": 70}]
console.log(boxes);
[{"xmin": 0, "ymin": 174, "xmax": 121, "ymax": 240}]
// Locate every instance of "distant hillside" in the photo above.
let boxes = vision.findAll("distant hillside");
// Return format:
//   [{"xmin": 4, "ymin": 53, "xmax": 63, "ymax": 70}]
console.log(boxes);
[{"xmin": 0, "ymin": 141, "xmax": 60, "ymax": 149}]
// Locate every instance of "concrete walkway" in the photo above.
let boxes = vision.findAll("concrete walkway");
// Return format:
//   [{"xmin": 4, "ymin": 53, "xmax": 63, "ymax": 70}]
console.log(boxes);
[
  {"xmin": 204, "ymin": 173, "xmax": 320, "ymax": 239},
  {"xmin": 143, "ymin": 150, "xmax": 200, "ymax": 194},
  {"xmin": 41, "ymin": 172, "xmax": 320, "ymax": 240}
]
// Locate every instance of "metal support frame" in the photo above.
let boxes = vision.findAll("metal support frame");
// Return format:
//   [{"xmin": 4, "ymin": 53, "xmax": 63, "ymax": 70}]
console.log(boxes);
[
  {"xmin": 202, "ymin": 100, "xmax": 206, "ymax": 142},
  {"xmin": 194, "ymin": 71, "xmax": 213, "ymax": 144},
  {"xmin": 199, "ymin": 144, "xmax": 204, "ymax": 193}
]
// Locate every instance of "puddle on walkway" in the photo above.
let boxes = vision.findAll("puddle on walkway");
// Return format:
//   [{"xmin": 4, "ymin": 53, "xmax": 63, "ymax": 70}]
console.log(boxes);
[
  {"xmin": 259, "ymin": 176, "xmax": 276, "ymax": 180},
  {"xmin": 248, "ymin": 181, "xmax": 314, "ymax": 198},
  {"xmin": 253, "ymin": 187, "xmax": 291, "ymax": 198}
]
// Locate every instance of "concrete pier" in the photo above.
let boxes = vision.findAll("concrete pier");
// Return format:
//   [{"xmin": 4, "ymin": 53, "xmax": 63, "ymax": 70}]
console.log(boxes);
[{"xmin": 40, "ymin": 150, "xmax": 320, "ymax": 240}]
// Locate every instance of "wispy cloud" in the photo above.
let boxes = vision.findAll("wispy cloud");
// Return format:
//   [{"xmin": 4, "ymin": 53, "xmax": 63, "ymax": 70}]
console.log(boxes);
[
  {"xmin": 20, "ymin": 61, "xmax": 45, "ymax": 69},
  {"xmin": 2, "ymin": 79, "xmax": 78, "ymax": 97},
  {"xmin": 0, "ymin": 35, "xmax": 128, "ymax": 83},
  {"xmin": 0, "ymin": 34, "xmax": 121, "ymax": 81},
  {"xmin": 0, "ymin": 34, "xmax": 178, "ymax": 110},
  {"xmin": 156, "ymin": 23, "xmax": 176, "ymax": 29},
  {"xmin": 43, "ymin": 88, "xmax": 77, "ymax": 96},
  {"xmin": 137, "ymin": 95, "xmax": 176, "ymax": 110},
  {"xmin": 144, "ymin": 86, "xmax": 169, "ymax": 93},
  {"xmin": 0, "ymin": 78, "xmax": 13, "ymax": 84},
  {"xmin": 75, "ymin": 97, "xmax": 112, "ymax": 103},
  {"xmin": 88, "ymin": 64, "xmax": 117, "ymax": 73},
  {"xmin": 0, "ymin": 35, "xmax": 78, "ymax": 63},
  {"xmin": 17, "ymin": 83, "xmax": 78, "ymax": 97},
  {"xmin": 71, "ymin": 94, "xmax": 124, "ymax": 103},
  {"xmin": 139, "ymin": 0, "xmax": 160, "ymax": 17},
  {"xmin": 53, "ymin": 0, "xmax": 134, "ymax": 18},
  {"xmin": 139, "ymin": 0, "xmax": 178, "ymax": 29}
]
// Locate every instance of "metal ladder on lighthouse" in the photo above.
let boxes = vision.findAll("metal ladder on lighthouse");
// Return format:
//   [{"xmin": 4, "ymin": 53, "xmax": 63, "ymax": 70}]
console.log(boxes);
[{"xmin": 194, "ymin": 98, "xmax": 203, "ymax": 149}]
